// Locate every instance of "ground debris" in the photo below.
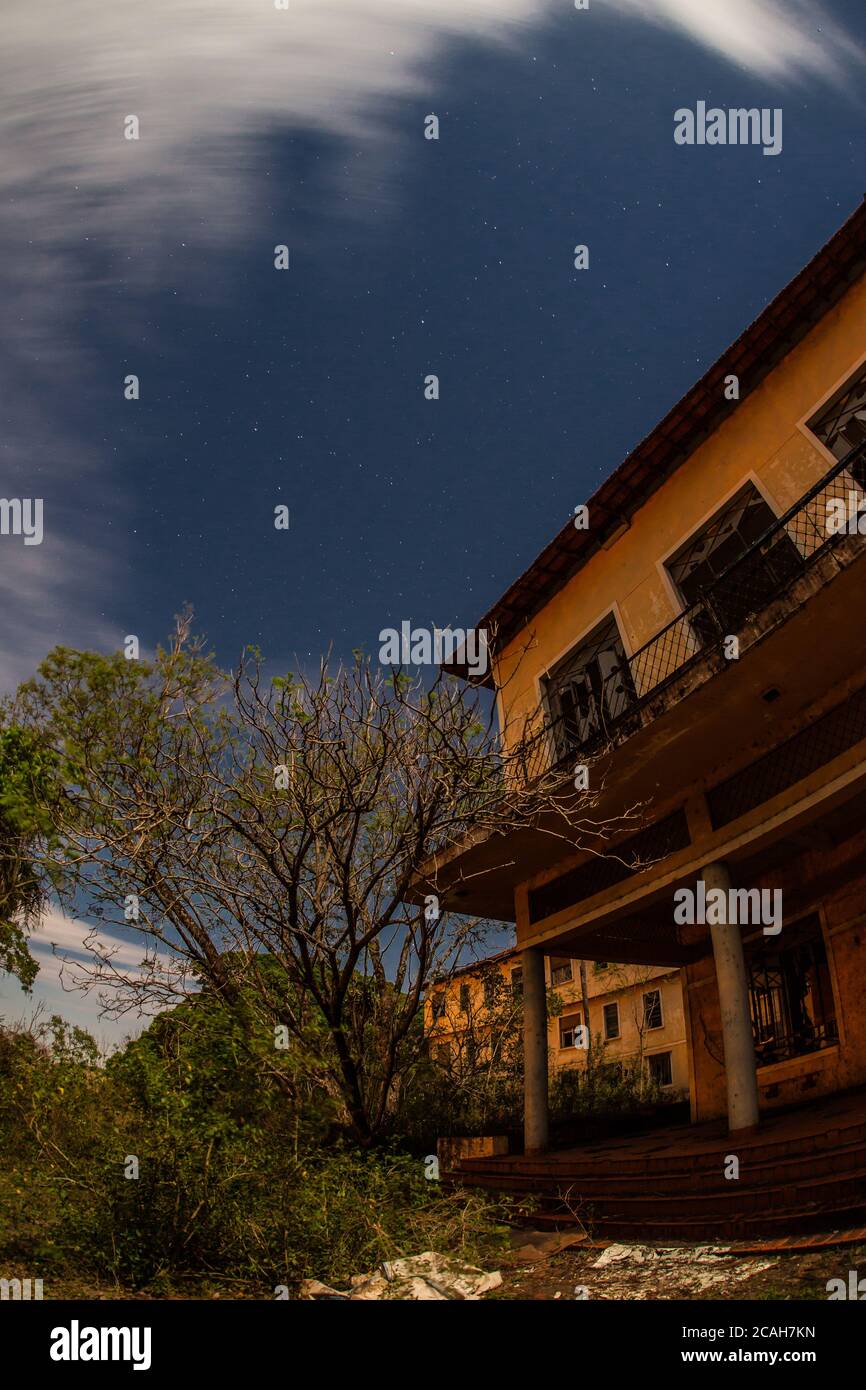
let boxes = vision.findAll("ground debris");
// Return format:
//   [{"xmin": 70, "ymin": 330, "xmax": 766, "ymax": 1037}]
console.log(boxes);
[
  {"xmin": 298, "ymin": 1251, "xmax": 503, "ymax": 1301},
  {"xmin": 587, "ymin": 1242, "xmax": 776, "ymax": 1298},
  {"xmin": 506, "ymin": 1228, "xmax": 589, "ymax": 1264}
]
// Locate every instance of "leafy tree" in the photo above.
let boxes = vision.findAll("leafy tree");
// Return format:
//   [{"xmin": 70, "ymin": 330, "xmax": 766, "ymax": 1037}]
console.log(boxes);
[
  {"xmin": 0, "ymin": 1010, "xmax": 505, "ymax": 1291},
  {"xmin": 0, "ymin": 724, "xmax": 60, "ymax": 988}
]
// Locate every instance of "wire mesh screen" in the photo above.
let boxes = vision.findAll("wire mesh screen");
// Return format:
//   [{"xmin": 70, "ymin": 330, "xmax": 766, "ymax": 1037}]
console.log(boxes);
[
  {"xmin": 528, "ymin": 808, "xmax": 690, "ymax": 924},
  {"xmin": 707, "ymin": 684, "xmax": 866, "ymax": 829}
]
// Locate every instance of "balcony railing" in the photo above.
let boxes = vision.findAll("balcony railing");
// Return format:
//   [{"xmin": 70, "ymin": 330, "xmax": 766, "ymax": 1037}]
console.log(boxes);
[
  {"xmin": 752, "ymin": 1019, "xmax": 838, "ymax": 1068},
  {"xmin": 517, "ymin": 442, "xmax": 866, "ymax": 783}
]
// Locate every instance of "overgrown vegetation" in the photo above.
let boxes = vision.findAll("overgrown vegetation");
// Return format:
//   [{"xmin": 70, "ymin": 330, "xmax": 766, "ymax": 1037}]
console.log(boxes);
[
  {"xmin": 0, "ymin": 726, "xmax": 59, "ymax": 988},
  {"xmin": 0, "ymin": 619, "xmax": 661, "ymax": 1296},
  {"xmin": 0, "ymin": 1008, "xmax": 508, "ymax": 1296},
  {"xmin": 400, "ymin": 1040, "xmax": 674, "ymax": 1145}
]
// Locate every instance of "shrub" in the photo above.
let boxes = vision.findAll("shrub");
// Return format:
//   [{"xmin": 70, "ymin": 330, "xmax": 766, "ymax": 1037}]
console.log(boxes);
[{"xmin": 0, "ymin": 1013, "xmax": 506, "ymax": 1294}]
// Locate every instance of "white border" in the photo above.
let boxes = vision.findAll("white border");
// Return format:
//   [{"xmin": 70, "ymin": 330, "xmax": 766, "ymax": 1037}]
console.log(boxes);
[
  {"xmin": 795, "ymin": 347, "xmax": 866, "ymax": 466},
  {"xmin": 654, "ymin": 469, "xmax": 785, "ymax": 613},
  {"xmin": 532, "ymin": 600, "xmax": 633, "ymax": 712}
]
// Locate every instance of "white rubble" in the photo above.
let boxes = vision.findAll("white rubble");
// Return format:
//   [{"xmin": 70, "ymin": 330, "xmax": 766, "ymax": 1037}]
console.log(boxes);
[{"xmin": 298, "ymin": 1250, "xmax": 502, "ymax": 1301}]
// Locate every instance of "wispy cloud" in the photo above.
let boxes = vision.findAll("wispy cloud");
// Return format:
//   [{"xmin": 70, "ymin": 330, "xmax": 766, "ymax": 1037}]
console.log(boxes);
[
  {"xmin": 0, "ymin": 526, "xmax": 119, "ymax": 693},
  {"xmin": 29, "ymin": 908, "xmax": 155, "ymax": 978},
  {"xmin": 606, "ymin": 0, "xmax": 864, "ymax": 83},
  {"xmin": 0, "ymin": 907, "xmax": 160, "ymax": 1047},
  {"xmin": 0, "ymin": 0, "xmax": 861, "ymax": 695}
]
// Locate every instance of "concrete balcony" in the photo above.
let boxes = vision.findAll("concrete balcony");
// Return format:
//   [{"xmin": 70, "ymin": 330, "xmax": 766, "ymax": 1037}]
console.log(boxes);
[
  {"xmin": 516, "ymin": 442, "xmax": 866, "ymax": 786},
  {"xmin": 427, "ymin": 444, "xmax": 866, "ymax": 926}
]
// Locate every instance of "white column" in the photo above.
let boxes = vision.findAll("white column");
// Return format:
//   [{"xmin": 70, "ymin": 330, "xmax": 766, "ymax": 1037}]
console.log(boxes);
[
  {"xmin": 523, "ymin": 947, "xmax": 549, "ymax": 1154},
  {"xmin": 704, "ymin": 860, "xmax": 760, "ymax": 1132}
]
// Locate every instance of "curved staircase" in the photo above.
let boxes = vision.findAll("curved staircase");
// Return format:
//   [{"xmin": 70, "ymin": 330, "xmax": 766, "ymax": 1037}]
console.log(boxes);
[{"xmin": 443, "ymin": 1090, "xmax": 866, "ymax": 1243}]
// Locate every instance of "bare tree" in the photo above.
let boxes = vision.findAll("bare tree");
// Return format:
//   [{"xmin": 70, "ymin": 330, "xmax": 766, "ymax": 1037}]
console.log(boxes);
[
  {"xmin": 595, "ymin": 961, "xmax": 666, "ymax": 1097},
  {"xmin": 11, "ymin": 614, "xmax": 626, "ymax": 1144}
]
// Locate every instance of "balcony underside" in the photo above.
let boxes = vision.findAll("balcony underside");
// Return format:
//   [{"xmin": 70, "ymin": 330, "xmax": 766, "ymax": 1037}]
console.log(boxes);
[
  {"xmin": 427, "ymin": 527, "xmax": 866, "ymax": 936},
  {"xmin": 534, "ymin": 778, "xmax": 866, "ymax": 966}
]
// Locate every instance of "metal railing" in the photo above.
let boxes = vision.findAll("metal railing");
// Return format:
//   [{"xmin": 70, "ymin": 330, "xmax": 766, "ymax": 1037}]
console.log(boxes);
[
  {"xmin": 751, "ymin": 1020, "xmax": 838, "ymax": 1068},
  {"xmin": 516, "ymin": 442, "xmax": 866, "ymax": 783}
]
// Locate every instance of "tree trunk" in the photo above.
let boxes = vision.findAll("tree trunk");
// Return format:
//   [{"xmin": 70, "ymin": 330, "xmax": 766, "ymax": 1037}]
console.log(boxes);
[{"xmin": 579, "ymin": 960, "xmax": 591, "ymax": 1058}]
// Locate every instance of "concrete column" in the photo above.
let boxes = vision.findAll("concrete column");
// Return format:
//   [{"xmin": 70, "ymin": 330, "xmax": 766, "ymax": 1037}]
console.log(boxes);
[
  {"xmin": 523, "ymin": 947, "xmax": 549, "ymax": 1154},
  {"xmin": 703, "ymin": 860, "xmax": 760, "ymax": 1132}
]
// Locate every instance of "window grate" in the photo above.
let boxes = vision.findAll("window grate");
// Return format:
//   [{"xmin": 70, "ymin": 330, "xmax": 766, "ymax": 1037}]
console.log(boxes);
[
  {"xmin": 746, "ymin": 913, "xmax": 837, "ymax": 1066},
  {"xmin": 808, "ymin": 364, "xmax": 866, "ymax": 464}
]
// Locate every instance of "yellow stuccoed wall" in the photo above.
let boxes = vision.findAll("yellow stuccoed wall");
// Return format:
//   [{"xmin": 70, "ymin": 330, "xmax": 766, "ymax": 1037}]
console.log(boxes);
[
  {"xmin": 683, "ymin": 825, "xmax": 866, "ymax": 1122},
  {"xmin": 426, "ymin": 955, "xmax": 689, "ymax": 1099},
  {"xmin": 494, "ymin": 270, "xmax": 866, "ymax": 739}
]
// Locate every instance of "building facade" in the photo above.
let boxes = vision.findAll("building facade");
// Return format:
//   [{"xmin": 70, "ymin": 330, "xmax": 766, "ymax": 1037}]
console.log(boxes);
[
  {"xmin": 426, "ymin": 950, "xmax": 689, "ymax": 1099},
  {"xmin": 428, "ymin": 201, "xmax": 866, "ymax": 1151}
]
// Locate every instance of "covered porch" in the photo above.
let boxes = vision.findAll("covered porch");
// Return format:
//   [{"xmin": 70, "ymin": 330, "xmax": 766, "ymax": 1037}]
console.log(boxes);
[
  {"xmin": 444, "ymin": 1085, "xmax": 866, "ymax": 1244},
  {"xmin": 522, "ymin": 857, "xmax": 759, "ymax": 1154}
]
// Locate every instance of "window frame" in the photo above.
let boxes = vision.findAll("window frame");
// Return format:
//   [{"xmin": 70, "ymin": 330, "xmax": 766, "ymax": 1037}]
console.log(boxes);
[
  {"xmin": 647, "ymin": 1050, "xmax": 673, "ymax": 1088},
  {"xmin": 745, "ymin": 911, "xmax": 839, "ymax": 1067},
  {"xmin": 643, "ymin": 988, "xmax": 664, "ymax": 1032},
  {"xmin": 663, "ymin": 481, "xmax": 799, "ymax": 637},
  {"xmin": 550, "ymin": 956, "xmax": 574, "ymax": 987},
  {"xmin": 797, "ymin": 351, "xmax": 866, "ymax": 467},
  {"xmin": 654, "ymin": 472, "xmax": 783, "ymax": 619},
  {"xmin": 536, "ymin": 607, "xmax": 637, "ymax": 757},
  {"xmin": 559, "ymin": 1011, "xmax": 584, "ymax": 1050}
]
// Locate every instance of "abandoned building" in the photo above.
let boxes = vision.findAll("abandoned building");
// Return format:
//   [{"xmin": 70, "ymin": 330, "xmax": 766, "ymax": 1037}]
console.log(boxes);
[
  {"xmin": 426, "ymin": 947, "xmax": 689, "ymax": 1100},
  {"xmin": 425, "ymin": 199, "xmax": 866, "ymax": 1239}
]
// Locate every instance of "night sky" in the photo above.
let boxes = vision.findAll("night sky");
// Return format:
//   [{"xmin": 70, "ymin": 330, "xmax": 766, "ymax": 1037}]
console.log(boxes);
[{"xmin": 2, "ymin": 0, "xmax": 864, "ymax": 1040}]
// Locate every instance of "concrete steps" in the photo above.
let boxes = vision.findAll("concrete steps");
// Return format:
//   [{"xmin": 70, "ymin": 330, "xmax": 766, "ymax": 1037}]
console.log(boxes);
[{"xmin": 443, "ymin": 1093, "xmax": 866, "ymax": 1242}]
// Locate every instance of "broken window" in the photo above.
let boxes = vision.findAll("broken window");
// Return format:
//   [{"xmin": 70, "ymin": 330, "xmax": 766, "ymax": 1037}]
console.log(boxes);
[
  {"xmin": 603, "ymin": 1001, "xmax": 620, "ymax": 1039},
  {"xmin": 510, "ymin": 967, "xmax": 523, "ymax": 998},
  {"xmin": 459, "ymin": 982, "xmax": 470, "ymax": 1013},
  {"xmin": 544, "ymin": 614, "xmax": 637, "ymax": 758},
  {"xmin": 643, "ymin": 989, "xmax": 663, "ymax": 1030},
  {"xmin": 647, "ymin": 1051, "xmax": 673, "ymax": 1087},
  {"xmin": 666, "ymin": 483, "xmax": 802, "ymax": 645},
  {"xmin": 747, "ymin": 913, "xmax": 838, "ymax": 1066},
  {"xmin": 559, "ymin": 1012, "xmax": 583, "ymax": 1049},
  {"xmin": 550, "ymin": 956, "xmax": 573, "ymax": 986},
  {"xmin": 808, "ymin": 364, "xmax": 866, "ymax": 473},
  {"xmin": 431, "ymin": 990, "xmax": 446, "ymax": 1020}
]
